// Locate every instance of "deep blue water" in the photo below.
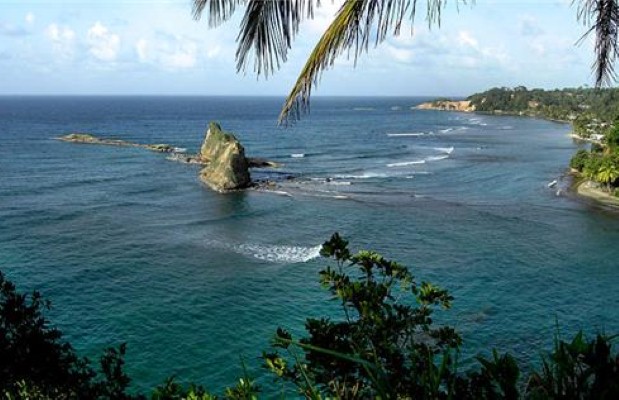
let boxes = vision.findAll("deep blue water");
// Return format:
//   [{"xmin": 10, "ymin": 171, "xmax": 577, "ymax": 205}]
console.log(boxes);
[{"xmin": 1, "ymin": 96, "xmax": 619, "ymax": 392}]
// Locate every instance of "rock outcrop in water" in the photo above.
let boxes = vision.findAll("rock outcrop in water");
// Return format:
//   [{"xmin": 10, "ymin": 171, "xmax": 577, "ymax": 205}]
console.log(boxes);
[
  {"xmin": 58, "ymin": 123, "xmax": 279, "ymax": 193},
  {"xmin": 415, "ymin": 100, "xmax": 475, "ymax": 112},
  {"xmin": 199, "ymin": 122, "xmax": 252, "ymax": 192},
  {"xmin": 59, "ymin": 133, "xmax": 177, "ymax": 152}
]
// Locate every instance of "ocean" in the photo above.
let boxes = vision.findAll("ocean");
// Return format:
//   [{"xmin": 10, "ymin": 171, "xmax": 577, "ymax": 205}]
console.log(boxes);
[{"xmin": 1, "ymin": 96, "xmax": 619, "ymax": 393}]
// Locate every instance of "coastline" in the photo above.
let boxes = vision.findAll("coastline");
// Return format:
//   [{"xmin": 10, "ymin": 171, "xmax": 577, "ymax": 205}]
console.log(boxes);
[
  {"xmin": 569, "ymin": 133, "xmax": 602, "ymax": 145},
  {"xmin": 415, "ymin": 101, "xmax": 571, "ymax": 124},
  {"xmin": 573, "ymin": 178, "xmax": 619, "ymax": 207},
  {"xmin": 416, "ymin": 100, "xmax": 619, "ymax": 208}
]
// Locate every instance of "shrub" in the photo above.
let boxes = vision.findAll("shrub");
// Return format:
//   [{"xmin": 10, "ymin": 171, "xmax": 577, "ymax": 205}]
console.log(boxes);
[
  {"xmin": 570, "ymin": 149, "xmax": 591, "ymax": 171},
  {"xmin": 0, "ymin": 271, "xmax": 138, "ymax": 399}
]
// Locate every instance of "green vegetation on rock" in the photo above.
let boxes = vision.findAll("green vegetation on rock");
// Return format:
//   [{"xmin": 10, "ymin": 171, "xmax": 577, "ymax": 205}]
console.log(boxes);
[
  {"xmin": 199, "ymin": 122, "xmax": 251, "ymax": 192},
  {"xmin": 62, "ymin": 133, "xmax": 100, "ymax": 142},
  {"xmin": 199, "ymin": 122, "xmax": 238, "ymax": 162}
]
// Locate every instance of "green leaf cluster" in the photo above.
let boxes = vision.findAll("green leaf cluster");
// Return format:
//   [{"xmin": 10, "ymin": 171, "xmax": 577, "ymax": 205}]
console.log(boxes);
[
  {"xmin": 571, "ymin": 122, "xmax": 619, "ymax": 193},
  {"xmin": 261, "ymin": 234, "xmax": 619, "ymax": 399}
]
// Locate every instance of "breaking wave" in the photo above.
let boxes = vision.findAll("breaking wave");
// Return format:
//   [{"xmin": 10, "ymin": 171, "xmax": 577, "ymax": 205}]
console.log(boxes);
[
  {"xmin": 235, "ymin": 244, "xmax": 322, "ymax": 263},
  {"xmin": 387, "ymin": 132, "xmax": 427, "ymax": 137},
  {"xmin": 387, "ymin": 160, "xmax": 426, "ymax": 167},
  {"xmin": 426, "ymin": 155, "xmax": 449, "ymax": 161},
  {"xmin": 434, "ymin": 146, "xmax": 454, "ymax": 154},
  {"xmin": 334, "ymin": 172, "xmax": 389, "ymax": 179}
]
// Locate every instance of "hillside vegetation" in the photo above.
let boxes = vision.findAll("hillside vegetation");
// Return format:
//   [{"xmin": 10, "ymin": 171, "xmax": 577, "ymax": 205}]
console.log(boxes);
[
  {"xmin": 466, "ymin": 86, "xmax": 619, "ymax": 125},
  {"xmin": 458, "ymin": 87, "xmax": 619, "ymax": 198}
]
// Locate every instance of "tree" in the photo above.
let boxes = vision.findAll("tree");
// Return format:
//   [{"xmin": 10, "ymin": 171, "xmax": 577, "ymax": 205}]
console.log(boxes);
[
  {"xmin": 596, "ymin": 157, "xmax": 619, "ymax": 190},
  {"xmin": 584, "ymin": 154, "xmax": 603, "ymax": 180},
  {"xmin": 192, "ymin": 0, "xmax": 619, "ymax": 122},
  {"xmin": 263, "ymin": 233, "xmax": 460, "ymax": 398},
  {"xmin": 262, "ymin": 234, "xmax": 619, "ymax": 399},
  {"xmin": 570, "ymin": 149, "xmax": 591, "ymax": 171},
  {"xmin": 0, "ymin": 271, "xmax": 139, "ymax": 399},
  {"xmin": 604, "ymin": 121, "xmax": 619, "ymax": 149}
]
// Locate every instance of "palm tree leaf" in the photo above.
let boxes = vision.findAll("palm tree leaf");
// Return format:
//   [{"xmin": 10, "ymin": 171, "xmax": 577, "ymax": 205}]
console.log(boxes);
[
  {"xmin": 278, "ymin": 0, "xmax": 462, "ymax": 123},
  {"xmin": 576, "ymin": 0, "xmax": 619, "ymax": 86},
  {"xmin": 278, "ymin": 0, "xmax": 366, "ymax": 123},
  {"xmin": 193, "ymin": 0, "xmax": 247, "ymax": 27},
  {"xmin": 236, "ymin": 0, "xmax": 323, "ymax": 76}
]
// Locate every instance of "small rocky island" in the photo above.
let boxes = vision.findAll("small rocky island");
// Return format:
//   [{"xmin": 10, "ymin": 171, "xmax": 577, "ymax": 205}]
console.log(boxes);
[
  {"xmin": 59, "ymin": 133, "xmax": 178, "ymax": 153},
  {"xmin": 58, "ymin": 122, "xmax": 277, "ymax": 192},
  {"xmin": 198, "ymin": 122, "xmax": 251, "ymax": 191}
]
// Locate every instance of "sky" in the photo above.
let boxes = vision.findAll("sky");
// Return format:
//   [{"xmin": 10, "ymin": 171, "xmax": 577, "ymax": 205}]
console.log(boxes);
[{"xmin": 0, "ymin": 0, "xmax": 600, "ymax": 96}]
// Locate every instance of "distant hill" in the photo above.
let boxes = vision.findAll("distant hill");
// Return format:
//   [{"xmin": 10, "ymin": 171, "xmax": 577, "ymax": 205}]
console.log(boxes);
[{"xmin": 466, "ymin": 86, "xmax": 619, "ymax": 124}]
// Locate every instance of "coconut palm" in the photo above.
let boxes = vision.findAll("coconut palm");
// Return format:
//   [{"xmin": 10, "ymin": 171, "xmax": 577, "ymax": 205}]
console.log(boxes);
[
  {"xmin": 596, "ymin": 159, "xmax": 619, "ymax": 190},
  {"xmin": 193, "ymin": 0, "xmax": 619, "ymax": 123}
]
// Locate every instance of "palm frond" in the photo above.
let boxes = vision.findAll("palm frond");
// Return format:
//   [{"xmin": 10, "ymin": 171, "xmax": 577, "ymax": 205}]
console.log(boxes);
[
  {"xmin": 279, "ymin": 0, "xmax": 463, "ymax": 123},
  {"xmin": 236, "ymin": 0, "xmax": 322, "ymax": 77},
  {"xmin": 279, "ymin": 0, "xmax": 367, "ymax": 124},
  {"xmin": 193, "ymin": 0, "xmax": 247, "ymax": 27},
  {"xmin": 576, "ymin": 0, "xmax": 619, "ymax": 86},
  {"xmin": 194, "ymin": 1, "xmax": 464, "ymax": 123}
]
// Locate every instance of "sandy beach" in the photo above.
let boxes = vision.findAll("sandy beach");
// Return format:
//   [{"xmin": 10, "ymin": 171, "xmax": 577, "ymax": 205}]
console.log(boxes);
[{"xmin": 576, "ymin": 179, "xmax": 619, "ymax": 207}]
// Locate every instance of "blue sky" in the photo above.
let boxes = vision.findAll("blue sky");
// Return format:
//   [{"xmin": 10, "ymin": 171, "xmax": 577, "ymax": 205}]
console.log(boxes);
[{"xmin": 0, "ymin": 0, "xmax": 598, "ymax": 96}]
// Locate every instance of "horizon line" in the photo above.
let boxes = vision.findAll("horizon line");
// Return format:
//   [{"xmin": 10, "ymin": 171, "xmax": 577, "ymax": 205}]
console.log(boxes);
[{"xmin": 0, "ymin": 93, "xmax": 467, "ymax": 98}]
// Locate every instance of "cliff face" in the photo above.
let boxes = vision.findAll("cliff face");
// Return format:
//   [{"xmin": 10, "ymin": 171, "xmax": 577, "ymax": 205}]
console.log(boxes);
[
  {"xmin": 199, "ymin": 122, "xmax": 251, "ymax": 192},
  {"xmin": 416, "ymin": 100, "xmax": 476, "ymax": 112}
]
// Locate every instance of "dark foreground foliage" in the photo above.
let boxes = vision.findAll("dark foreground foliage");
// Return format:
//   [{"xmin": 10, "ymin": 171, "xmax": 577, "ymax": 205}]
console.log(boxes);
[{"xmin": 2, "ymin": 235, "xmax": 619, "ymax": 399}]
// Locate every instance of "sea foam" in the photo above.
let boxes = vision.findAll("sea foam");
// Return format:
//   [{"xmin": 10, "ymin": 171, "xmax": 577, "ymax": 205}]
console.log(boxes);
[
  {"xmin": 334, "ymin": 172, "xmax": 389, "ymax": 179},
  {"xmin": 387, "ymin": 160, "xmax": 426, "ymax": 167},
  {"xmin": 434, "ymin": 146, "xmax": 454, "ymax": 154},
  {"xmin": 236, "ymin": 244, "xmax": 322, "ymax": 263},
  {"xmin": 387, "ymin": 132, "xmax": 425, "ymax": 137},
  {"xmin": 426, "ymin": 155, "xmax": 449, "ymax": 161}
]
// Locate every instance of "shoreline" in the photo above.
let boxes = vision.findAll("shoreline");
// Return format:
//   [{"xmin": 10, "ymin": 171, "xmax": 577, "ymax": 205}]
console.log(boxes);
[
  {"xmin": 415, "ymin": 101, "xmax": 571, "ymax": 124},
  {"xmin": 573, "ymin": 178, "xmax": 619, "ymax": 208},
  {"xmin": 416, "ymin": 101, "xmax": 618, "ymax": 208},
  {"xmin": 569, "ymin": 133, "xmax": 602, "ymax": 145}
]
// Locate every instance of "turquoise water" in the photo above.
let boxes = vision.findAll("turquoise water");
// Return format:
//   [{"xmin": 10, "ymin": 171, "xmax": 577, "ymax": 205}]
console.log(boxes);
[{"xmin": 1, "ymin": 96, "xmax": 619, "ymax": 392}]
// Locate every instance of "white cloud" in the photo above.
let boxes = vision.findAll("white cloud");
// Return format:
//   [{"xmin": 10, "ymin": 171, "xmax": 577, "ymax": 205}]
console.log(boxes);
[
  {"xmin": 46, "ymin": 24, "xmax": 75, "ymax": 41},
  {"xmin": 386, "ymin": 45, "xmax": 415, "ymax": 63},
  {"xmin": 530, "ymin": 41, "xmax": 546, "ymax": 56},
  {"xmin": 45, "ymin": 24, "xmax": 76, "ymax": 60},
  {"xmin": 136, "ymin": 38, "xmax": 149, "ymax": 61},
  {"xmin": 306, "ymin": 1, "xmax": 343, "ymax": 34},
  {"xmin": 134, "ymin": 34, "xmax": 203, "ymax": 70},
  {"xmin": 206, "ymin": 46, "xmax": 221, "ymax": 59},
  {"xmin": 87, "ymin": 22, "xmax": 120, "ymax": 62},
  {"xmin": 25, "ymin": 13, "xmax": 35, "ymax": 24},
  {"xmin": 458, "ymin": 31, "xmax": 479, "ymax": 49},
  {"xmin": 161, "ymin": 42, "xmax": 197, "ymax": 68}
]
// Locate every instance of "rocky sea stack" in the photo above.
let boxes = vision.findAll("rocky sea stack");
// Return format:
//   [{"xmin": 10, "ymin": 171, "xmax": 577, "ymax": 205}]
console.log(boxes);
[
  {"xmin": 58, "ymin": 121, "xmax": 267, "ymax": 193},
  {"xmin": 199, "ymin": 122, "xmax": 252, "ymax": 192}
]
